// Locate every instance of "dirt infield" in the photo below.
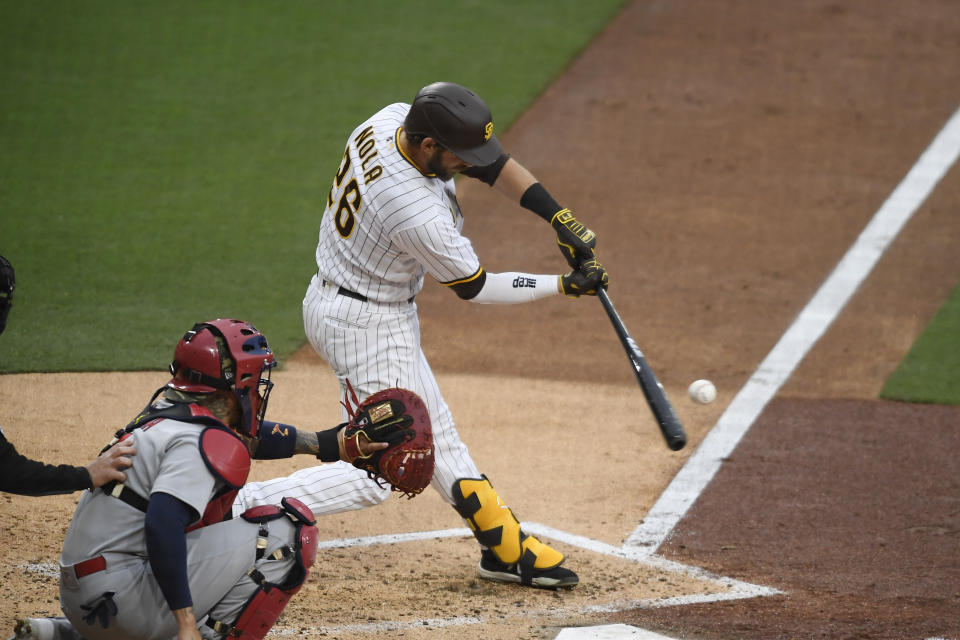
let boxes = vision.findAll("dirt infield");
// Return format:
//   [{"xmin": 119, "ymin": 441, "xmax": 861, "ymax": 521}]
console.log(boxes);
[{"xmin": 2, "ymin": 0, "xmax": 959, "ymax": 638}]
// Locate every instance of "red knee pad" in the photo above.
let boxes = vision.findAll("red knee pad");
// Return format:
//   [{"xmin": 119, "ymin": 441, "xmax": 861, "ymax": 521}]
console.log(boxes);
[{"xmin": 215, "ymin": 499, "xmax": 318, "ymax": 639}]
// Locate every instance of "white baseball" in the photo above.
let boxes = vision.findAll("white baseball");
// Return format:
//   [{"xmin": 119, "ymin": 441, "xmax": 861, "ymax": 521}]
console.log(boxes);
[{"xmin": 688, "ymin": 379, "xmax": 716, "ymax": 404}]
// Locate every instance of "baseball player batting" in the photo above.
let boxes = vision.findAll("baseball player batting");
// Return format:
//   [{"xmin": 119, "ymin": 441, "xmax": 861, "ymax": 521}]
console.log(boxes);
[{"xmin": 235, "ymin": 82, "xmax": 607, "ymax": 589}]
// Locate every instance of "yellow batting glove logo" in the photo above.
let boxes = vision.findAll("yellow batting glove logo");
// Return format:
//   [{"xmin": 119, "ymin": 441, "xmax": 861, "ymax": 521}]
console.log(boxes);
[{"xmin": 553, "ymin": 209, "xmax": 596, "ymax": 243}]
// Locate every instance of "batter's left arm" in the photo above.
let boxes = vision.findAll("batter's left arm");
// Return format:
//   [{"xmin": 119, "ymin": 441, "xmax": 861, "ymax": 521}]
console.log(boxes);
[{"xmin": 472, "ymin": 157, "xmax": 598, "ymax": 268}]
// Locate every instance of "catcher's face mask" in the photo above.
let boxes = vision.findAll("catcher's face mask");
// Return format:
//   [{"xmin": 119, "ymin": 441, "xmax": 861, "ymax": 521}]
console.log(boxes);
[
  {"xmin": 236, "ymin": 352, "xmax": 275, "ymax": 438},
  {"xmin": 167, "ymin": 319, "xmax": 277, "ymax": 436}
]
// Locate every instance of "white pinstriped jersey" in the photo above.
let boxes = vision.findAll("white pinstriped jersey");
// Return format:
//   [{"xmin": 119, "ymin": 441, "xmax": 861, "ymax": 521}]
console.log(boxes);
[{"xmin": 314, "ymin": 103, "xmax": 481, "ymax": 303}]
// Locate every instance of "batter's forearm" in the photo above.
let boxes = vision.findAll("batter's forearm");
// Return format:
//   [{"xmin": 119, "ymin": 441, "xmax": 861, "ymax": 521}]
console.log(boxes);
[
  {"xmin": 467, "ymin": 271, "xmax": 560, "ymax": 304},
  {"xmin": 492, "ymin": 157, "xmax": 569, "ymax": 223},
  {"xmin": 519, "ymin": 182, "xmax": 565, "ymax": 222},
  {"xmin": 517, "ymin": 179, "xmax": 598, "ymax": 268},
  {"xmin": 493, "ymin": 158, "xmax": 538, "ymax": 202}
]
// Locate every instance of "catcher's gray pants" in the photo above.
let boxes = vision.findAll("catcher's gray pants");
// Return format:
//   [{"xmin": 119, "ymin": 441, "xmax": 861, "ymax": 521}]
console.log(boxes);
[{"xmin": 57, "ymin": 515, "xmax": 297, "ymax": 640}]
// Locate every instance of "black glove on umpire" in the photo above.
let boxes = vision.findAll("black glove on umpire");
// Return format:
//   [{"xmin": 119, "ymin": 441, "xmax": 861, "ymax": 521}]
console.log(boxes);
[{"xmin": 560, "ymin": 258, "xmax": 609, "ymax": 297}]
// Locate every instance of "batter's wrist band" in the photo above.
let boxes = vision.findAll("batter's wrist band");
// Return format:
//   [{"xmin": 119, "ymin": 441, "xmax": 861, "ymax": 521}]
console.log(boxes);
[{"xmin": 519, "ymin": 182, "xmax": 564, "ymax": 222}]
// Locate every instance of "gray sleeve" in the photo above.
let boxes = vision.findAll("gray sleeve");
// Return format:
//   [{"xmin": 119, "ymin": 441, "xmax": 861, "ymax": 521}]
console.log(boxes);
[{"xmin": 151, "ymin": 435, "xmax": 218, "ymax": 519}]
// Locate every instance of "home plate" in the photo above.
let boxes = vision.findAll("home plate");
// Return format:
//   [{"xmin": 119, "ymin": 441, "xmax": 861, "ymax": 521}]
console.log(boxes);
[{"xmin": 555, "ymin": 624, "xmax": 678, "ymax": 639}]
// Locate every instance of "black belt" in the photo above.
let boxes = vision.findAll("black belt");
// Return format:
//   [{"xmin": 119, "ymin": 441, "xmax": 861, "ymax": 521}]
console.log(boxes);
[
  {"xmin": 331, "ymin": 282, "xmax": 368, "ymax": 302},
  {"xmin": 101, "ymin": 480, "xmax": 149, "ymax": 512},
  {"xmin": 321, "ymin": 278, "xmax": 414, "ymax": 304}
]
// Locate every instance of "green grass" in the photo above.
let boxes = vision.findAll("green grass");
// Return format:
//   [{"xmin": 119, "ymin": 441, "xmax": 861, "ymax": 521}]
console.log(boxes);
[
  {"xmin": 0, "ymin": 0, "xmax": 628, "ymax": 372},
  {"xmin": 881, "ymin": 278, "xmax": 960, "ymax": 405}
]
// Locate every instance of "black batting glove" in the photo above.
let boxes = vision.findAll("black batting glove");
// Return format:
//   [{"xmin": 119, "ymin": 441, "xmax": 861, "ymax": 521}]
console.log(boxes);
[
  {"xmin": 560, "ymin": 258, "xmax": 609, "ymax": 297},
  {"xmin": 551, "ymin": 209, "xmax": 597, "ymax": 268}
]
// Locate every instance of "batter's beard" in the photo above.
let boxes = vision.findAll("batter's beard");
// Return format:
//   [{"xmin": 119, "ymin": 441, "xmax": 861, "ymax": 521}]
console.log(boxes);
[{"xmin": 426, "ymin": 149, "xmax": 454, "ymax": 181}]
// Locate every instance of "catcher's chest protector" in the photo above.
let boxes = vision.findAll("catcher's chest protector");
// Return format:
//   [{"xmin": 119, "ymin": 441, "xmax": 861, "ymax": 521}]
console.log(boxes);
[
  {"xmin": 186, "ymin": 426, "xmax": 252, "ymax": 532},
  {"xmin": 106, "ymin": 405, "xmax": 252, "ymax": 532},
  {"xmin": 199, "ymin": 427, "xmax": 251, "ymax": 489},
  {"xmin": 217, "ymin": 498, "xmax": 318, "ymax": 640}
]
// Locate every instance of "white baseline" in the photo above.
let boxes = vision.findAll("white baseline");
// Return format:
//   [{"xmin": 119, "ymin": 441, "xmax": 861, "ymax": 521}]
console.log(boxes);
[{"xmin": 626, "ymin": 105, "xmax": 960, "ymax": 554}]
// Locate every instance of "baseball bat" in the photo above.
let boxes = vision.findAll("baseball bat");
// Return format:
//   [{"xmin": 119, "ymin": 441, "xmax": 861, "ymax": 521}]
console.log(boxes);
[{"xmin": 597, "ymin": 288, "xmax": 687, "ymax": 451}]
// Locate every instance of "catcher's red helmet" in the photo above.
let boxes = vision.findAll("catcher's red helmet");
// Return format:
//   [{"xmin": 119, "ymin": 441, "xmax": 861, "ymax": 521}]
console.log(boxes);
[{"xmin": 168, "ymin": 318, "xmax": 276, "ymax": 436}]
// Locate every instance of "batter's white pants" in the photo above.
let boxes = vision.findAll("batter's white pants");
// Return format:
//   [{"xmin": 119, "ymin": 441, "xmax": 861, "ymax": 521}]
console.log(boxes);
[{"xmin": 235, "ymin": 275, "xmax": 481, "ymax": 518}]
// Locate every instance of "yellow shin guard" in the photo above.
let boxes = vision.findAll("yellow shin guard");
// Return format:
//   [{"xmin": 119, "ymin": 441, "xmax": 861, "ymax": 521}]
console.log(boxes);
[{"xmin": 452, "ymin": 475, "xmax": 564, "ymax": 569}]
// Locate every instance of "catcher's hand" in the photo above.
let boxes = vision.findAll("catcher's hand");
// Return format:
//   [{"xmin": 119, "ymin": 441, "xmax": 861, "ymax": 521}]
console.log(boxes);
[
  {"xmin": 339, "ymin": 387, "xmax": 434, "ymax": 498},
  {"xmin": 560, "ymin": 258, "xmax": 609, "ymax": 297},
  {"xmin": 551, "ymin": 209, "xmax": 596, "ymax": 268}
]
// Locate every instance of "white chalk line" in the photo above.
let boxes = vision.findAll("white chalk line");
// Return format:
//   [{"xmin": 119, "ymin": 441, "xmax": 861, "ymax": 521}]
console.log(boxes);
[
  {"xmin": 19, "ymin": 523, "xmax": 778, "ymax": 636},
  {"xmin": 556, "ymin": 627, "xmax": 679, "ymax": 640},
  {"xmin": 625, "ymin": 104, "xmax": 960, "ymax": 556},
  {"xmin": 283, "ymin": 523, "xmax": 779, "ymax": 636},
  {"xmin": 315, "ymin": 526, "xmax": 469, "ymax": 549}
]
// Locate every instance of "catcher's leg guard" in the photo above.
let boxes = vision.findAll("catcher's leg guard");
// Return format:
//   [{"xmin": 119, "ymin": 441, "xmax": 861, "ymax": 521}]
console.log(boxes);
[
  {"xmin": 205, "ymin": 585, "xmax": 295, "ymax": 640},
  {"xmin": 204, "ymin": 499, "xmax": 318, "ymax": 640},
  {"xmin": 453, "ymin": 476, "xmax": 576, "ymax": 587}
]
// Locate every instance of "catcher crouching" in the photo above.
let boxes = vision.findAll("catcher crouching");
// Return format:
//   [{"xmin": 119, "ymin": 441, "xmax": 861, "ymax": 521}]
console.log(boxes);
[{"xmin": 10, "ymin": 319, "xmax": 433, "ymax": 640}]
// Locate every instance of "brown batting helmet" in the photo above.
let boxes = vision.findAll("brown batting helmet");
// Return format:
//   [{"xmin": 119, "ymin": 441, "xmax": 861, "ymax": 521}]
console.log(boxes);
[{"xmin": 404, "ymin": 82, "xmax": 503, "ymax": 167}]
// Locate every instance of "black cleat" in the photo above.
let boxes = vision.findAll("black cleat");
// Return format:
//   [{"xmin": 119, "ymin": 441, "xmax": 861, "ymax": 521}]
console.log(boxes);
[{"xmin": 477, "ymin": 549, "xmax": 579, "ymax": 589}]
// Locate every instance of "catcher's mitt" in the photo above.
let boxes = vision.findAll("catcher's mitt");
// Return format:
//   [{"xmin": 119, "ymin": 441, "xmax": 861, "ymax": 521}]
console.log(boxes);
[{"xmin": 340, "ymin": 386, "xmax": 434, "ymax": 498}]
